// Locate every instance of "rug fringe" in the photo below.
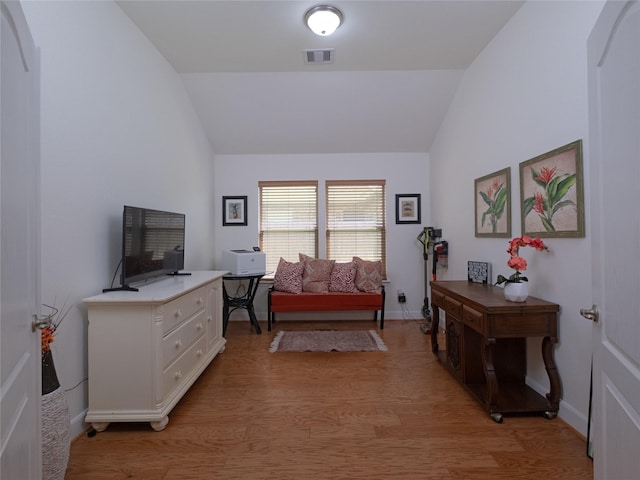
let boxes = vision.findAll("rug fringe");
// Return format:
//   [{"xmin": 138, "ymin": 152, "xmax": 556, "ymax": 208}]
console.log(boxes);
[
  {"xmin": 269, "ymin": 330, "xmax": 284, "ymax": 353},
  {"xmin": 368, "ymin": 330, "xmax": 388, "ymax": 351}
]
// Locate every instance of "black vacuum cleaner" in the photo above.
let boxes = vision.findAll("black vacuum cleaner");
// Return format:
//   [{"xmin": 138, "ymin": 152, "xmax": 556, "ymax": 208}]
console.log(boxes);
[{"xmin": 416, "ymin": 227, "xmax": 447, "ymax": 334}]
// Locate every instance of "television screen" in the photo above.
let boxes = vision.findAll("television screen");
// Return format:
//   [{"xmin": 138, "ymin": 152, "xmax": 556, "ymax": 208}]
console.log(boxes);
[{"xmin": 121, "ymin": 205, "xmax": 185, "ymax": 287}]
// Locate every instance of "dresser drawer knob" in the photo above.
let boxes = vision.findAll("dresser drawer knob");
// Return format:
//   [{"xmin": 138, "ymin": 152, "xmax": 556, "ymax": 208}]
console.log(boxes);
[
  {"xmin": 196, "ymin": 322, "xmax": 203, "ymax": 331},
  {"xmin": 196, "ymin": 349, "xmax": 203, "ymax": 357},
  {"xmin": 175, "ymin": 340, "xmax": 183, "ymax": 349},
  {"xmin": 174, "ymin": 371, "xmax": 182, "ymax": 380},
  {"xmin": 174, "ymin": 309, "xmax": 182, "ymax": 318},
  {"xmin": 197, "ymin": 297, "xmax": 203, "ymax": 305}
]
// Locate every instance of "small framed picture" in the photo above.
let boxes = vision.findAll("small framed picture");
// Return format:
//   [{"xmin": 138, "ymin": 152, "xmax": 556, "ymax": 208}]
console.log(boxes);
[
  {"xmin": 467, "ymin": 261, "xmax": 491, "ymax": 284},
  {"xmin": 222, "ymin": 196, "xmax": 247, "ymax": 226},
  {"xmin": 395, "ymin": 194, "xmax": 421, "ymax": 224},
  {"xmin": 474, "ymin": 167, "xmax": 511, "ymax": 238},
  {"xmin": 519, "ymin": 139, "xmax": 584, "ymax": 237}
]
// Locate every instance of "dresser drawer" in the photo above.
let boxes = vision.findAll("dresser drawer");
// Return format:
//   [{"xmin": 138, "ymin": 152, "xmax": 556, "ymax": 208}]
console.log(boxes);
[
  {"xmin": 162, "ymin": 310, "xmax": 206, "ymax": 369},
  {"xmin": 162, "ymin": 286, "xmax": 206, "ymax": 334},
  {"xmin": 162, "ymin": 335, "xmax": 207, "ymax": 400},
  {"xmin": 463, "ymin": 305, "xmax": 484, "ymax": 333}
]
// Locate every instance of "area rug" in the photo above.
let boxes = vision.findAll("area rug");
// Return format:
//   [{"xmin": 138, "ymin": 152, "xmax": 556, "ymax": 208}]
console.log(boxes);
[{"xmin": 269, "ymin": 330, "xmax": 388, "ymax": 353}]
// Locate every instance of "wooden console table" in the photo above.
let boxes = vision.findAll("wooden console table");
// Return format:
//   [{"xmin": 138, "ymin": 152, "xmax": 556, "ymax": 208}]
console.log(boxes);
[{"xmin": 430, "ymin": 281, "xmax": 561, "ymax": 423}]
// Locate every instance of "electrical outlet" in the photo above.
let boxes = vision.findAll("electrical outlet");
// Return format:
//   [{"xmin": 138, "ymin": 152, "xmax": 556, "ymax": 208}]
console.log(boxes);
[{"xmin": 397, "ymin": 290, "xmax": 406, "ymax": 303}]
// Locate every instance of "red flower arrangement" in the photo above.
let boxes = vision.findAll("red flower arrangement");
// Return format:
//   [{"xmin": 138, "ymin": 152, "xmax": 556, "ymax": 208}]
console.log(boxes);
[
  {"xmin": 41, "ymin": 325, "xmax": 56, "ymax": 354},
  {"xmin": 41, "ymin": 302, "xmax": 71, "ymax": 395},
  {"xmin": 40, "ymin": 302, "xmax": 70, "ymax": 357},
  {"xmin": 496, "ymin": 235, "xmax": 548, "ymax": 285}
]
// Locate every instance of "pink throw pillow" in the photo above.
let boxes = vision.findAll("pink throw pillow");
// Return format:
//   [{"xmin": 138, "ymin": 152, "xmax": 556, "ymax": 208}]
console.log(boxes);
[
  {"xmin": 353, "ymin": 257, "xmax": 383, "ymax": 293},
  {"xmin": 273, "ymin": 258, "xmax": 304, "ymax": 294},
  {"xmin": 329, "ymin": 261, "xmax": 358, "ymax": 293},
  {"xmin": 299, "ymin": 253, "xmax": 334, "ymax": 293}
]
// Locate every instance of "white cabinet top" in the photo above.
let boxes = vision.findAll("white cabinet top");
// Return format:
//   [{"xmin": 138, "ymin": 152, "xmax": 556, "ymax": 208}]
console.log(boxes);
[{"xmin": 83, "ymin": 271, "xmax": 227, "ymax": 305}]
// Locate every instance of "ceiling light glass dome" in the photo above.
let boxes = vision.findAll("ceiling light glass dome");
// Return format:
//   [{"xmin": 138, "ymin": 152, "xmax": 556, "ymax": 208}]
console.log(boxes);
[{"xmin": 304, "ymin": 5, "xmax": 343, "ymax": 36}]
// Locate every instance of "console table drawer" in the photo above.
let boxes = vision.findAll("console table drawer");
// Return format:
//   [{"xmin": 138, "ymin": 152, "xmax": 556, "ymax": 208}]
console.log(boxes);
[
  {"xmin": 490, "ymin": 314, "xmax": 554, "ymax": 337},
  {"xmin": 162, "ymin": 286, "xmax": 206, "ymax": 334},
  {"xmin": 162, "ymin": 310, "xmax": 206, "ymax": 368},
  {"xmin": 443, "ymin": 296, "xmax": 462, "ymax": 318},
  {"xmin": 463, "ymin": 306, "xmax": 484, "ymax": 333},
  {"xmin": 431, "ymin": 289, "xmax": 445, "ymax": 308}
]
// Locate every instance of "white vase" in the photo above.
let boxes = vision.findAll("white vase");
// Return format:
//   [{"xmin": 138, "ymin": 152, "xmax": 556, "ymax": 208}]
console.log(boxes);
[
  {"xmin": 503, "ymin": 282, "xmax": 528, "ymax": 302},
  {"xmin": 42, "ymin": 387, "xmax": 70, "ymax": 480}
]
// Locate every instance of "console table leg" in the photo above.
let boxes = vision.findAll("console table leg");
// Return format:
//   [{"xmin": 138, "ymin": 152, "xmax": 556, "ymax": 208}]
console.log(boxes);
[
  {"xmin": 483, "ymin": 338, "xmax": 499, "ymax": 411},
  {"xmin": 247, "ymin": 305, "xmax": 262, "ymax": 334},
  {"xmin": 222, "ymin": 290, "xmax": 230, "ymax": 337},
  {"xmin": 430, "ymin": 305, "xmax": 440, "ymax": 354},
  {"xmin": 542, "ymin": 336, "xmax": 561, "ymax": 413},
  {"xmin": 490, "ymin": 413, "xmax": 503, "ymax": 423}
]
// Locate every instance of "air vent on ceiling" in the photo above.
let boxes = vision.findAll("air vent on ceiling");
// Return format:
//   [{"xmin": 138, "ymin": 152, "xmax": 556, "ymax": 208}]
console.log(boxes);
[{"xmin": 304, "ymin": 49, "xmax": 334, "ymax": 65}]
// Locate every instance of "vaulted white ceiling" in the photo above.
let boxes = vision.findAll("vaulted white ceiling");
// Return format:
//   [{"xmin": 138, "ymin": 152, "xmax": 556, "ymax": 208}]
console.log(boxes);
[{"xmin": 118, "ymin": 1, "xmax": 523, "ymax": 155}]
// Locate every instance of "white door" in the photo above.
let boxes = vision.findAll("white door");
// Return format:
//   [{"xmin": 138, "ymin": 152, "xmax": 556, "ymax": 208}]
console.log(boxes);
[
  {"xmin": 0, "ymin": 1, "xmax": 41, "ymax": 478},
  {"xmin": 587, "ymin": 1, "xmax": 640, "ymax": 478}
]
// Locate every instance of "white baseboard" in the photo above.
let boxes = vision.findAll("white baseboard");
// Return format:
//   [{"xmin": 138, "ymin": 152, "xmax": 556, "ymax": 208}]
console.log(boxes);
[
  {"xmin": 527, "ymin": 376, "xmax": 588, "ymax": 437},
  {"xmin": 70, "ymin": 409, "xmax": 89, "ymax": 440}
]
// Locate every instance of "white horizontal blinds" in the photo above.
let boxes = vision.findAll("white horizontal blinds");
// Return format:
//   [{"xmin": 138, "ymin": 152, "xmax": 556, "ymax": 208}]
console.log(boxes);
[
  {"xmin": 259, "ymin": 181, "xmax": 318, "ymax": 273},
  {"xmin": 326, "ymin": 180, "xmax": 387, "ymax": 278}
]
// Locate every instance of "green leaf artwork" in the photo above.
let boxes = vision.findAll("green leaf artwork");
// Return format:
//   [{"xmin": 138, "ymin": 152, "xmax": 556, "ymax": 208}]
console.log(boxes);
[
  {"xmin": 523, "ymin": 166, "xmax": 576, "ymax": 232},
  {"xmin": 479, "ymin": 178, "xmax": 507, "ymax": 233}
]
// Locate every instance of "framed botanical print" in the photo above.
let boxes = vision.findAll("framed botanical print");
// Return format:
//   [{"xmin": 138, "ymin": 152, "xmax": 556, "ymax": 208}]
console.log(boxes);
[
  {"xmin": 474, "ymin": 167, "xmax": 511, "ymax": 237},
  {"xmin": 520, "ymin": 140, "xmax": 584, "ymax": 237},
  {"xmin": 222, "ymin": 196, "xmax": 247, "ymax": 226}
]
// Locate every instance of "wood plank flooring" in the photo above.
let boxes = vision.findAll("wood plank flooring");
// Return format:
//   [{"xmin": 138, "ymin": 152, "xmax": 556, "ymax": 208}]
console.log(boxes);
[{"xmin": 65, "ymin": 319, "xmax": 593, "ymax": 479}]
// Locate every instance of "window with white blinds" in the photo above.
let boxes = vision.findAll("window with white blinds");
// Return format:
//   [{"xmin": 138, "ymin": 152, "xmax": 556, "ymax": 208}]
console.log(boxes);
[
  {"xmin": 259, "ymin": 181, "xmax": 318, "ymax": 273},
  {"xmin": 326, "ymin": 180, "xmax": 387, "ymax": 278}
]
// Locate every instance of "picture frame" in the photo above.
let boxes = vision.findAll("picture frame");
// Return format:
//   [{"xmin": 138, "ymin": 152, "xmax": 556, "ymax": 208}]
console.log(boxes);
[
  {"xmin": 395, "ymin": 194, "xmax": 421, "ymax": 224},
  {"xmin": 474, "ymin": 167, "xmax": 511, "ymax": 238},
  {"xmin": 222, "ymin": 196, "xmax": 247, "ymax": 226},
  {"xmin": 467, "ymin": 261, "xmax": 492, "ymax": 284},
  {"xmin": 519, "ymin": 139, "xmax": 584, "ymax": 237}
]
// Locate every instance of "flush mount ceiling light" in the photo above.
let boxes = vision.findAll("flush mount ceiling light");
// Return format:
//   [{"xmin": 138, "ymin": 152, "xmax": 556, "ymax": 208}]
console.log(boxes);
[{"xmin": 304, "ymin": 5, "xmax": 343, "ymax": 36}]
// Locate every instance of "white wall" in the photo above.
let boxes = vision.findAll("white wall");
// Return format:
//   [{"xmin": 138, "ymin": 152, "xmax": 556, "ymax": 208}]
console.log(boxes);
[
  {"xmin": 22, "ymin": 1, "xmax": 216, "ymax": 437},
  {"xmin": 213, "ymin": 153, "xmax": 431, "ymax": 321},
  {"xmin": 429, "ymin": 1, "xmax": 605, "ymax": 435}
]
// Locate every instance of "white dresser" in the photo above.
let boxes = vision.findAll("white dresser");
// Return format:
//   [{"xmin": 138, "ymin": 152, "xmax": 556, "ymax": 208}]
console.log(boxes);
[{"xmin": 83, "ymin": 271, "xmax": 226, "ymax": 431}]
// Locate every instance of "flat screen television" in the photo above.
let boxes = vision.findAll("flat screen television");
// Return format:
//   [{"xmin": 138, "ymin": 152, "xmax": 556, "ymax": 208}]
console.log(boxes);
[{"xmin": 119, "ymin": 205, "xmax": 186, "ymax": 289}]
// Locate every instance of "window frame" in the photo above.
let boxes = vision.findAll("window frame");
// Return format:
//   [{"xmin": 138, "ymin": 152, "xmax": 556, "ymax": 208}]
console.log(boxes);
[
  {"xmin": 258, "ymin": 180, "xmax": 318, "ymax": 273},
  {"xmin": 325, "ymin": 179, "xmax": 387, "ymax": 278}
]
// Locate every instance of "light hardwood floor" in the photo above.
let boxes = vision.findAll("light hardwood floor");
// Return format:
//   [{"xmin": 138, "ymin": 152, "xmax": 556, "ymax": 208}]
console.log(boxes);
[{"xmin": 66, "ymin": 319, "xmax": 593, "ymax": 479}]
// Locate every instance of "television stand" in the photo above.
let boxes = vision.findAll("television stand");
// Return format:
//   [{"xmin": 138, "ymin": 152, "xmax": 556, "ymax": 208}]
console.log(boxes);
[
  {"xmin": 167, "ymin": 271, "xmax": 191, "ymax": 276},
  {"xmin": 84, "ymin": 271, "xmax": 226, "ymax": 432},
  {"xmin": 102, "ymin": 285, "xmax": 139, "ymax": 293}
]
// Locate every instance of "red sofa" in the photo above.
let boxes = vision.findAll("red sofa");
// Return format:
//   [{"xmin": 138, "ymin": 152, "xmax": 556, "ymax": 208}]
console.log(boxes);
[{"xmin": 267, "ymin": 286, "xmax": 385, "ymax": 331}]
